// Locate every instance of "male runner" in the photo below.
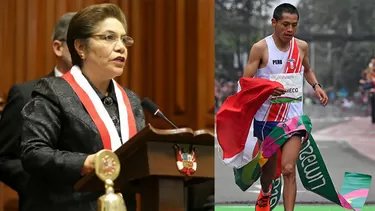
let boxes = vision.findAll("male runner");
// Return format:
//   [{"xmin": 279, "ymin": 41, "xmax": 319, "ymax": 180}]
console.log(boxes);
[{"xmin": 243, "ymin": 3, "xmax": 328, "ymax": 211}]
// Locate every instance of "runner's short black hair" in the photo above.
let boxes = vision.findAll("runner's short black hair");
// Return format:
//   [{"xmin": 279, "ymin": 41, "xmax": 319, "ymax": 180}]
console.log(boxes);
[{"xmin": 273, "ymin": 3, "xmax": 299, "ymax": 21}]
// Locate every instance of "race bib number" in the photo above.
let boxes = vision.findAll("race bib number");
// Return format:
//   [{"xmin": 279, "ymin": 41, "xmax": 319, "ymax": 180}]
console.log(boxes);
[{"xmin": 269, "ymin": 73, "xmax": 303, "ymax": 103}]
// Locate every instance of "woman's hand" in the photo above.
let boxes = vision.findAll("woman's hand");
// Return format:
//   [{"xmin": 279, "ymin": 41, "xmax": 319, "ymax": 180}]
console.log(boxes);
[{"xmin": 81, "ymin": 154, "xmax": 96, "ymax": 176}]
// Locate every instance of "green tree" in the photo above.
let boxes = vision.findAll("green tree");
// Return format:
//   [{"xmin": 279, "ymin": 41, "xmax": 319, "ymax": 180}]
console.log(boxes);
[
  {"xmin": 215, "ymin": 0, "xmax": 277, "ymax": 80},
  {"xmin": 297, "ymin": 0, "xmax": 375, "ymax": 94}
]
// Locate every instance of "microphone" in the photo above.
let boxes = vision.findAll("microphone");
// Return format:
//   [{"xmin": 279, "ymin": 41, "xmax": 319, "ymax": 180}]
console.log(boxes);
[{"xmin": 141, "ymin": 97, "xmax": 179, "ymax": 129}]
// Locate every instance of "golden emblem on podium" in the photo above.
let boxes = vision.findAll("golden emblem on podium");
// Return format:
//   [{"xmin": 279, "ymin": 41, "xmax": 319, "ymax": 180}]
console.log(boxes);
[
  {"xmin": 96, "ymin": 149, "xmax": 127, "ymax": 211},
  {"xmin": 173, "ymin": 144, "xmax": 197, "ymax": 176}
]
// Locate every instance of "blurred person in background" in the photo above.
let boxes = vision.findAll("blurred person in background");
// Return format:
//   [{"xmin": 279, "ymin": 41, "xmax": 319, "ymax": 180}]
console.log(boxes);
[
  {"xmin": 359, "ymin": 59, "xmax": 375, "ymax": 123},
  {"xmin": 0, "ymin": 12, "xmax": 75, "ymax": 211}
]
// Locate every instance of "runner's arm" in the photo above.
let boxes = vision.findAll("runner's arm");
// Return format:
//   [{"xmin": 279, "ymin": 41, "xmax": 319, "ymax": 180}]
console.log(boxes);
[
  {"xmin": 302, "ymin": 41, "xmax": 328, "ymax": 106},
  {"xmin": 301, "ymin": 42, "xmax": 319, "ymax": 86},
  {"xmin": 243, "ymin": 43, "xmax": 263, "ymax": 78}
]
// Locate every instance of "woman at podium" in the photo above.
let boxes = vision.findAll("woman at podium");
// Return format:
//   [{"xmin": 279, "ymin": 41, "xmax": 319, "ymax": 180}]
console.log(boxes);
[{"xmin": 19, "ymin": 3, "xmax": 145, "ymax": 211}]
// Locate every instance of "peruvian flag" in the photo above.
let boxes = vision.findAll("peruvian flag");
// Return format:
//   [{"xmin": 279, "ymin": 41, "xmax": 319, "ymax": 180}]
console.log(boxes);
[{"xmin": 216, "ymin": 77, "xmax": 283, "ymax": 168}]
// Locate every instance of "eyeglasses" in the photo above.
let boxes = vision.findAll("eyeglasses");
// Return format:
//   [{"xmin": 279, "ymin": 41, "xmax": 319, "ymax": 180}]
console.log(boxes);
[{"xmin": 91, "ymin": 33, "xmax": 134, "ymax": 47}]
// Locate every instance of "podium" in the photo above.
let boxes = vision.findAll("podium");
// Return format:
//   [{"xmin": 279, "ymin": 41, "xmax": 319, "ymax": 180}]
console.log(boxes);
[{"xmin": 74, "ymin": 124, "xmax": 214, "ymax": 211}]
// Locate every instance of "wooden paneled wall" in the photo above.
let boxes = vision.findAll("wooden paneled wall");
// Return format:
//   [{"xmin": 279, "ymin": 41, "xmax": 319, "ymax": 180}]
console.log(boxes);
[
  {"xmin": 0, "ymin": 0, "xmax": 214, "ymax": 210},
  {"xmin": 0, "ymin": 0, "xmax": 214, "ymax": 130}
]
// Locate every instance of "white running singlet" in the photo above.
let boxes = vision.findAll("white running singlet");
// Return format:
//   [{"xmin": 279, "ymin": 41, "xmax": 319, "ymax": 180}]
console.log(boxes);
[{"xmin": 254, "ymin": 35, "xmax": 304, "ymax": 122}]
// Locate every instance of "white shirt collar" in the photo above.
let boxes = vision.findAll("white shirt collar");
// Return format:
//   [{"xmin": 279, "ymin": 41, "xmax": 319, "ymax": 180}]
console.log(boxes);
[{"xmin": 54, "ymin": 67, "xmax": 64, "ymax": 77}]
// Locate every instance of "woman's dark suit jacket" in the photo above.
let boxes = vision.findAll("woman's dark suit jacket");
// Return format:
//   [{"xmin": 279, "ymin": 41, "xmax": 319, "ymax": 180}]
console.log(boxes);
[{"xmin": 20, "ymin": 77, "xmax": 145, "ymax": 211}]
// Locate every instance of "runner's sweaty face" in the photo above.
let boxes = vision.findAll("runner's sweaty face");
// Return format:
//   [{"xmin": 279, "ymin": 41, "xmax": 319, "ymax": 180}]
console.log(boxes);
[{"xmin": 272, "ymin": 13, "xmax": 298, "ymax": 43}]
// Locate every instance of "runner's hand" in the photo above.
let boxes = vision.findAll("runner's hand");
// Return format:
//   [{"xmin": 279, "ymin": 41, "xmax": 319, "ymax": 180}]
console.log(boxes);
[
  {"xmin": 271, "ymin": 87, "xmax": 287, "ymax": 96},
  {"xmin": 315, "ymin": 86, "xmax": 328, "ymax": 107}
]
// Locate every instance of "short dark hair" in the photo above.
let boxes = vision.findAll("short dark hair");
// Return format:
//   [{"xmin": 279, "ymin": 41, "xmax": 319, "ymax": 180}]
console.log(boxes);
[
  {"xmin": 51, "ymin": 12, "xmax": 76, "ymax": 41},
  {"xmin": 67, "ymin": 3, "xmax": 127, "ymax": 68},
  {"xmin": 273, "ymin": 3, "xmax": 299, "ymax": 21}
]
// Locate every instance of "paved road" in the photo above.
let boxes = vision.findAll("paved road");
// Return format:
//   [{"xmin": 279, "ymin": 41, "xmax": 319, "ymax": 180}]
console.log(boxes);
[
  {"xmin": 215, "ymin": 104, "xmax": 375, "ymax": 205},
  {"xmin": 215, "ymin": 205, "xmax": 375, "ymax": 211},
  {"xmin": 215, "ymin": 141, "xmax": 375, "ymax": 204},
  {"xmin": 303, "ymin": 104, "xmax": 356, "ymax": 132}
]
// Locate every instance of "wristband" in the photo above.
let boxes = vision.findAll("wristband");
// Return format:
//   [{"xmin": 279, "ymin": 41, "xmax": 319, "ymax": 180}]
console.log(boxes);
[{"xmin": 312, "ymin": 83, "xmax": 322, "ymax": 90}]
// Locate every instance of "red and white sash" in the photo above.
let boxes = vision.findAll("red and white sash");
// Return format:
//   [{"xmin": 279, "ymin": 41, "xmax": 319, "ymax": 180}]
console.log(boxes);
[{"xmin": 62, "ymin": 65, "xmax": 137, "ymax": 151}]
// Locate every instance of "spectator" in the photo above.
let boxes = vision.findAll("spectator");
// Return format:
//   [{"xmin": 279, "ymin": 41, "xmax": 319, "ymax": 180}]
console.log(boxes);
[{"xmin": 359, "ymin": 59, "xmax": 375, "ymax": 123}]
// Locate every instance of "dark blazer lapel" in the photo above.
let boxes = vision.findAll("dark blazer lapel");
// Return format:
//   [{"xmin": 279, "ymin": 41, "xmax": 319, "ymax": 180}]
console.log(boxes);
[
  {"xmin": 69, "ymin": 95, "xmax": 101, "ymax": 136},
  {"xmin": 58, "ymin": 78, "xmax": 101, "ymax": 135}
]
